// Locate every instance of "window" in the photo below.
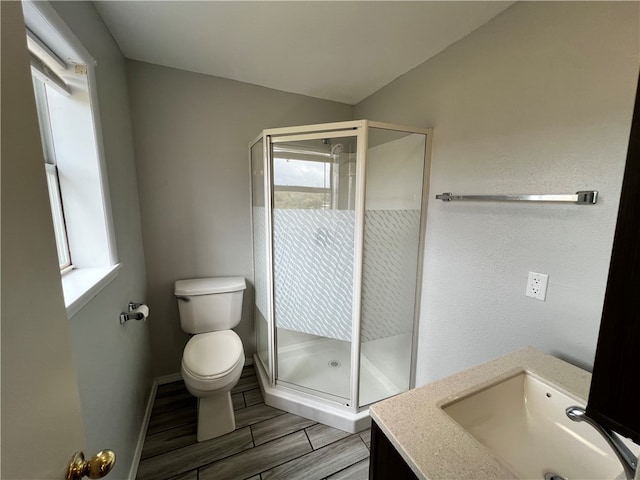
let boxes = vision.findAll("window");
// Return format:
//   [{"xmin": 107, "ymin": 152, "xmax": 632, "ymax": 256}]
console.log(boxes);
[
  {"xmin": 271, "ymin": 138, "xmax": 356, "ymax": 210},
  {"xmin": 32, "ymin": 74, "xmax": 72, "ymax": 272},
  {"xmin": 24, "ymin": 1, "xmax": 119, "ymax": 317},
  {"xmin": 273, "ymin": 156, "xmax": 333, "ymax": 209}
]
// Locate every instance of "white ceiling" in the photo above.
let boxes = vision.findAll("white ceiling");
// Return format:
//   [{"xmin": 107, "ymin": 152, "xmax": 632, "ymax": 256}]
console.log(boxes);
[{"xmin": 95, "ymin": 1, "xmax": 514, "ymax": 105}]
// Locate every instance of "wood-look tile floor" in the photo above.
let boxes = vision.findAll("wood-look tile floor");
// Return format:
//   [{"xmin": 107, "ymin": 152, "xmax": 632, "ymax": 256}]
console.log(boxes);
[{"xmin": 137, "ymin": 366, "xmax": 371, "ymax": 480}]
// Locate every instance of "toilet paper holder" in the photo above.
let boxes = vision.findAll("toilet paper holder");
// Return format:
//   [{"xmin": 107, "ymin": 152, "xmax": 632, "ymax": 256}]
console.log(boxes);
[{"xmin": 120, "ymin": 302, "xmax": 148, "ymax": 324}]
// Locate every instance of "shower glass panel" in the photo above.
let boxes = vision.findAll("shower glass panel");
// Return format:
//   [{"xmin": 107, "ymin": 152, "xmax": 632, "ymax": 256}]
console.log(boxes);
[
  {"xmin": 251, "ymin": 139, "xmax": 270, "ymax": 374},
  {"xmin": 271, "ymin": 135, "xmax": 358, "ymax": 402},
  {"xmin": 358, "ymin": 129, "xmax": 426, "ymax": 407},
  {"xmin": 250, "ymin": 120, "xmax": 430, "ymax": 432}
]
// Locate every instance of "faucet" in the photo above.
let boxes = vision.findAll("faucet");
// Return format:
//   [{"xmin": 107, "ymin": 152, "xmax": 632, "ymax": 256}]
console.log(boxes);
[{"xmin": 566, "ymin": 406, "xmax": 638, "ymax": 480}]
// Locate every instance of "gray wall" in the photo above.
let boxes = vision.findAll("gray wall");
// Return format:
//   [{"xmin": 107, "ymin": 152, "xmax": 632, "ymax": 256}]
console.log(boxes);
[
  {"xmin": 355, "ymin": 2, "xmax": 639, "ymax": 385},
  {"xmin": 48, "ymin": 3, "xmax": 153, "ymax": 479},
  {"xmin": 126, "ymin": 60, "xmax": 354, "ymax": 376}
]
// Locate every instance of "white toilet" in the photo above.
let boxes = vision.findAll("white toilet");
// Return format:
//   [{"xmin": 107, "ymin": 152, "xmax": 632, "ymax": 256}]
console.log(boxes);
[{"xmin": 174, "ymin": 277, "xmax": 246, "ymax": 442}]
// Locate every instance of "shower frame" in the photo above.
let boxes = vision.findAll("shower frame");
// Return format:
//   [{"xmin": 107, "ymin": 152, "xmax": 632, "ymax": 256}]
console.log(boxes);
[{"xmin": 249, "ymin": 119, "xmax": 432, "ymax": 432}]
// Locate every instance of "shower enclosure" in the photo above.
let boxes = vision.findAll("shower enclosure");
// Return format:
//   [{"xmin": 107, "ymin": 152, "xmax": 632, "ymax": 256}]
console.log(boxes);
[{"xmin": 250, "ymin": 120, "xmax": 431, "ymax": 432}]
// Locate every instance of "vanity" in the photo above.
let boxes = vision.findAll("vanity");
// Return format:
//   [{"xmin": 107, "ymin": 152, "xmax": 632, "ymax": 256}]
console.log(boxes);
[{"xmin": 368, "ymin": 347, "xmax": 639, "ymax": 480}]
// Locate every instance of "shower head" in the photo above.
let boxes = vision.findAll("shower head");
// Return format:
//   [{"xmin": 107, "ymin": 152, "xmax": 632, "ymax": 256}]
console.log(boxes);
[
  {"xmin": 330, "ymin": 143, "xmax": 343, "ymax": 157},
  {"xmin": 322, "ymin": 138, "xmax": 344, "ymax": 158}
]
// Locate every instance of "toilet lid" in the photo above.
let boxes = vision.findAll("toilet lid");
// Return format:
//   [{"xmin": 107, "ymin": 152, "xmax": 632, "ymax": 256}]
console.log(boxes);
[{"xmin": 183, "ymin": 331, "xmax": 243, "ymax": 379}]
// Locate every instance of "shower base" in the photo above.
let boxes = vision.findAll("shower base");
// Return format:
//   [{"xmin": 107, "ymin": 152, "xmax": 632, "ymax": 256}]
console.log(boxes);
[{"xmin": 253, "ymin": 335, "xmax": 410, "ymax": 433}]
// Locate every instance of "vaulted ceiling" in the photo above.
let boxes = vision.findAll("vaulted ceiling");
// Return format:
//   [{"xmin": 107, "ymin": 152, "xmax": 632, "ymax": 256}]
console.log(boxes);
[{"xmin": 95, "ymin": 1, "xmax": 513, "ymax": 105}]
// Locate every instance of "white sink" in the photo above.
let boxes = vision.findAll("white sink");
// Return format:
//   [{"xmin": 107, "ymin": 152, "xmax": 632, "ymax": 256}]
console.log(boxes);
[{"xmin": 442, "ymin": 372, "xmax": 637, "ymax": 480}]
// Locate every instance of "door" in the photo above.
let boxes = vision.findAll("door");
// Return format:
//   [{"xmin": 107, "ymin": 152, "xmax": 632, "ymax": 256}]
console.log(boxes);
[
  {"xmin": 269, "ymin": 131, "xmax": 360, "ymax": 404},
  {"xmin": 1, "ymin": 2, "xmax": 86, "ymax": 478}
]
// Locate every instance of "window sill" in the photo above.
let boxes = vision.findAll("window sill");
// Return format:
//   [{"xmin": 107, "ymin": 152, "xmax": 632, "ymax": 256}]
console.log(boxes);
[{"xmin": 62, "ymin": 264, "xmax": 121, "ymax": 318}]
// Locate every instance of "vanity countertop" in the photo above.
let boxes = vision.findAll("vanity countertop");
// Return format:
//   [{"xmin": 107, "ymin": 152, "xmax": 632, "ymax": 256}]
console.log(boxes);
[{"xmin": 369, "ymin": 347, "xmax": 592, "ymax": 480}]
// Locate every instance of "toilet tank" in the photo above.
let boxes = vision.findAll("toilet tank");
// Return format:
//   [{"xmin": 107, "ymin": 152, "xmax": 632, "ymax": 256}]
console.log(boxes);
[{"xmin": 175, "ymin": 277, "xmax": 246, "ymax": 334}]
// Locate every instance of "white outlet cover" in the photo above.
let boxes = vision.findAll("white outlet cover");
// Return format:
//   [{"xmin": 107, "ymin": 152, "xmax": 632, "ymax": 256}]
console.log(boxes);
[{"xmin": 526, "ymin": 272, "xmax": 548, "ymax": 301}]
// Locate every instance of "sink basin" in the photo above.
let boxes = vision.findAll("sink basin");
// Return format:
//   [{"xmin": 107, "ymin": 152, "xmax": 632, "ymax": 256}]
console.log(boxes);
[{"xmin": 442, "ymin": 371, "xmax": 637, "ymax": 480}]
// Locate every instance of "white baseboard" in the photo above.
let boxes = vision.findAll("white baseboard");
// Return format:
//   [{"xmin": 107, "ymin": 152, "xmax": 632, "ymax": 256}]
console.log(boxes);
[
  {"xmin": 157, "ymin": 372, "xmax": 183, "ymax": 385},
  {"xmin": 128, "ymin": 379, "xmax": 158, "ymax": 480}
]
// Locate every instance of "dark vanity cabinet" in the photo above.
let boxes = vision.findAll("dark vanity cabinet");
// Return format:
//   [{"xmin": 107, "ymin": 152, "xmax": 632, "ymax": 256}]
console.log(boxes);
[
  {"xmin": 586, "ymin": 75, "xmax": 640, "ymax": 445},
  {"xmin": 369, "ymin": 421, "xmax": 419, "ymax": 480}
]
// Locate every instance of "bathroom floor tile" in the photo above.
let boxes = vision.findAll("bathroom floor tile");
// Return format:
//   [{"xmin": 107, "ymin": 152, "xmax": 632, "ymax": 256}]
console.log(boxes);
[
  {"xmin": 147, "ymin": 398, "xmax": 197, "ymax": 435},
  {"xmin": 149, "ymin": 392, "xmax": 194, "ymax": 417},
  {"xmin": 243, "ymin": 387, "xmax": 264, "ymax": 407},
  {"xmin": 251, "ymin": 412, "xmax": 316, "ymax": 446},
  {"xmin": 358, "ymin": 428, "xmax": 371, "ymax": 449},
  {"xmin": 137, "ymin": 427, "xmax": 253, "ymax": 480},
  {"xmin": 234, "ymin": 402, "xmax": 286, "ymax": 429},
  {"xmin": 152, "ymin": 388, "xmax": 191, "ymax": 410},
  {"xmin": 305, "ymin": 423, "xmax": 351, "ymax": 450},
  {"xmin": 260, "ymin": 434, "xmax": 369, "ymax": 480},
  {"xmin": 231, "ymin": 391, "xmax": 245, "ymax": 410},
  {"xmin": 326, "ymin": 458, "xmax": 370, "ymax": 480},
  {"xmin": 166, "ymin": 470, "xmax": 197, "ymax": 480},
  {"xmin": 141, "ymin": 422, "xmax": 197, "ymax": 460},
  {"xmin": 137, "ymin": 366, "xmax": 371, "ymax": 480},
  {"xmin": 232, "ymin": 372, "xmax": 260, "ymax": 393},
  {"xmin": 156, "ymin": 380, "xmax": 188, "ymax": 398},
  {"xmin": 198, "ymin": 430, "xmax": 312, "ymax": 480},
  {"xmin": 149, "ymin": 382, "xmax": 189, "ymax": 402}
]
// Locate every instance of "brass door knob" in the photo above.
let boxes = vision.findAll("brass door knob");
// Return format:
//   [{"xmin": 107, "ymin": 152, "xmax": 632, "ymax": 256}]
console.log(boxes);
[{"xmin": 66, "ymin": 450, "xmax": 116, "ymax": 480}]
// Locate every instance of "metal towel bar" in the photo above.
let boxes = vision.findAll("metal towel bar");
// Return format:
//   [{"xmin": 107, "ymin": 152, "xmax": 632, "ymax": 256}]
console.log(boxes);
[{"xmin": 435, "ymin": 190, "xmax": 598, "ymax": 205}]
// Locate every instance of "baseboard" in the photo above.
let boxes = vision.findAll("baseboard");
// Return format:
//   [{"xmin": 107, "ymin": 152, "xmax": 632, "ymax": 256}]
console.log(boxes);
[
  {"xmin": 128, "ymin": 379, "xmax": 158, "ymax": 480},
  {"xmin": 244, "ymin": 356, "xmax": 254, "ymax": 366},
  {"xmin": 157, "ymin": 372, "xmax": 183, "ymax": 385}
]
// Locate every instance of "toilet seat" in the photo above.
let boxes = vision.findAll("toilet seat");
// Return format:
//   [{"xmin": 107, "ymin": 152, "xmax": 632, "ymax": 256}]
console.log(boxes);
[{"xmin": 182, "ymin": 330, "xmax": 244, "ymax": 395}]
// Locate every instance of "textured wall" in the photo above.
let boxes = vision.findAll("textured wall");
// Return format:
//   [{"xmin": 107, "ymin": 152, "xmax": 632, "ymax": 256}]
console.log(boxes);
[
  {"xmin": 126, "ymin": 60, "xmax": 354, "ymax": 376},
  {"xmin": 49, "ymin": 3, "xmax": 154, "ymax": 479},
  {"xmin": 355, "ymin": 1, "xmax": 639, "ymax": 385}
]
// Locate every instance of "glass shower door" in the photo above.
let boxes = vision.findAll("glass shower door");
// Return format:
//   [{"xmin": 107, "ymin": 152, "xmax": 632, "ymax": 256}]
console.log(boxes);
[
  {"xmin": 358, "ymin": 128, "xmax": 427, "ymax": 407},
  {"xmin": 270, "ymin": 133, "xmax": 358, "ymax": 403}
]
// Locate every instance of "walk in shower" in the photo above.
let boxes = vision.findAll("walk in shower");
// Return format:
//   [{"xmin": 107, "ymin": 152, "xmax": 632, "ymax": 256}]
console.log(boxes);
[{"xmin": 250, "ymin": 120, "xmax": 431, "ymax": 432}]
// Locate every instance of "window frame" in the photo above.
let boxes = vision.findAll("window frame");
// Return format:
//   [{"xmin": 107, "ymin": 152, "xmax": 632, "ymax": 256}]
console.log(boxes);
[
  {"xmin": 23, "ymin": 0, "xmax": 120, "ymax": 318},
  {"xmin": 44, "ymin": 163, "xmax": 73, "ymax": 272},
  {"xmin": 32, "ymin": 74, "xmax": 73, "ymax": 272}
]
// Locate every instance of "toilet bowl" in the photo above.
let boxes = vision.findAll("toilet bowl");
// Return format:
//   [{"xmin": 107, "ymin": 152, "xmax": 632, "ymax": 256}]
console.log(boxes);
[
  {"xmin": 175, "ymin": 277, "xmax": 246, "ymax": 441},
  {"xmin": 181, "ymin": 330, "xmax": 244, "ymax": 440}
]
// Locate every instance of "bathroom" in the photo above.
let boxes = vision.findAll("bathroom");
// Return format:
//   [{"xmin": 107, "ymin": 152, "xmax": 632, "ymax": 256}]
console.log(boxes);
[{"xmin": 2, "ymin": 1, "xmax": 639, "ymax": 479}]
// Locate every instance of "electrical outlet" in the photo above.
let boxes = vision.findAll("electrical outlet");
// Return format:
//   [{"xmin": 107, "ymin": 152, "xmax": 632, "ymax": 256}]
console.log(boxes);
[{"xmin": 526, "ymin": 272, "xmax": 548, "ymax": 301}]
